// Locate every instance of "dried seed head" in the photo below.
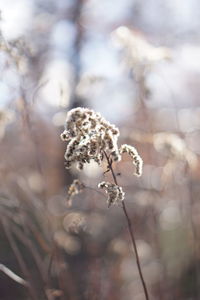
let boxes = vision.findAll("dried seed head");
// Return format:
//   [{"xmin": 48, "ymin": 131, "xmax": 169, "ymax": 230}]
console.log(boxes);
[
  {"xmin": 67, "ymin": 179, "xmax": 85, "ymax": 206},
  {"xmin": 120, "ymin": 144, "xmax": 143, "ymax": 176},
  {"xmin": 61, "ymin": 107, "xmax": 121, "ymax": 170},
  {"xmin": 112, "ymin": 26, "xmax": 171, "ymax": 66},
  {"xmin": 98, "ymin": 181, "xmax": 125, "ymax": 207},
  {"xmin": 153, "ymin": 132, "xmax": 198, "ymax": 170}
]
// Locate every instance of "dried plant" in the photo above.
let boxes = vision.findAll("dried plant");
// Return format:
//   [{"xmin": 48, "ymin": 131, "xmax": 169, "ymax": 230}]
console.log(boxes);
[
  {"xmin": 61, "ymin": 107, "xmax": 149, "ymax": 300},
  {"xmin": 67, "ymin": 179, "xmax": 85, "ymax": 206},
  {"xmin": 0, "ymin": 109, "xmax": 14, "ymax": 139},
  {"xmin": 153, "ymin": 132, "xmax": 197, "ymax": 168},
  {"xmin": 112, "ymin": 26, "xmax": 171, "ymax": 71}
]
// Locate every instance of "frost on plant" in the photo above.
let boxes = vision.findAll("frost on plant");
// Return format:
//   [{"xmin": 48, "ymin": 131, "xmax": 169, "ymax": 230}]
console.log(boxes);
[{"xmin": 61, "ymin": 107, "xmax": 143, "ymax": 207}]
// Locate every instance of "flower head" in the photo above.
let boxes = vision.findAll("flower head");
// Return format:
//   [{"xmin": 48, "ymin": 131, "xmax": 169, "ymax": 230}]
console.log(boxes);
[
  {"xmin": 120, "ymin": 144, "xmax": 143, "ymax": 176},
  {"xmin": 98, "ymin": 181, "xmax": 125, "ymax": 207},
  {"xmin": 67, "ymin": 179, "xmax": 85, "ymax": 206},
  {"xmin": 61, "ymin": 107, "xmax": 121, "ymax": 170}
]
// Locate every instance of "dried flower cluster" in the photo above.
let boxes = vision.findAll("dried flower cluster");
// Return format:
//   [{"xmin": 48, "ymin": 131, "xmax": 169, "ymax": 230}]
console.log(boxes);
[
  {"xmin": 61, "ymin": 108, "xmax": 148, "ymax": 299},
  {"xmin": 61, "ymin": 107, "xmax": 143, "ymax": 207},
  {"xmin": 120, "ymin": 144, "xmax": 143, "ymax": 176},
  {"xmin": 67, "ymin": 179, "xmax": 85, "ymax": 206},
  {"xmin": 0, "ymin": 35, "xmax": 30, "ymax": 75},
  {"xmin": 153, "ymin": 132, "xmax": 197, "ymax": 169},
  {"xmin": 112, "ymin": 26, "xmax": 170, "ymax": 67},
  {"xmin": 98, "ymin": 181, "xmax": 125, "ymax": 207},
  {"xmin": 61, "ymin": 107, "xmax": 120, "ymax": 170}
]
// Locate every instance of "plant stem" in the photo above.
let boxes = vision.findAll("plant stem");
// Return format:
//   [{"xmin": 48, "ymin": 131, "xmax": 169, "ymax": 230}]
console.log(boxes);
[
  {"xmin": 2, "ymin": 218, "xmax": 38, "ymax": 300},
  {"xmin": 121, "ymin": 201, "xmax": 150, "ymax": 300},
  {"xmin": 104, "ymin": 151, "xmax": 150, "ymax": 300}
]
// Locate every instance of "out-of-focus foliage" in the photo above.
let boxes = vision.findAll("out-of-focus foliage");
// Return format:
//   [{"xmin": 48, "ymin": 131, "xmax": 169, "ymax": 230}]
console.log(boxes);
[{"xmin": 1, "ymin": 0, "xmax": 200, "ymax": 299}]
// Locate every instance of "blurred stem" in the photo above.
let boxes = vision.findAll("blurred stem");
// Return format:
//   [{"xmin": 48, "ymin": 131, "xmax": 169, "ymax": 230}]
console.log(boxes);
[
  {"xmin": 104, "ymin": 151, "xmax": 150, "ymax": 300},
  {"xmin": 11, "ymin": 225, "xmax": 47, "ymax": 286},
  {"xmin": 2, "ymin": 218, "xmax": 38, "ymax": 300},
  {"xmin": 55, "ymin": 246, "xmax": 79, "ymax": 300},
  {"xmin": 188, "ymin": 179, "xmax": 200, "ymax": 299},
  {"xmin": 70, "ymin": 0, "xmax": 84, "ymax": 108},
  {"xmin": 20, "ymin": 87, "xmax": 44, "ymax": 180},
  {"xmin": 0, "ymin": 263, "xmax": 27, "ymax": 286}
]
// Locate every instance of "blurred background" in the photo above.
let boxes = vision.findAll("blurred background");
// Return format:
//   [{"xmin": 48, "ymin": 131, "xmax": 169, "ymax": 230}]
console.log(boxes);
[{"xmin": 0, "ymin": 0, "xmax": 200, "ymax": 299}]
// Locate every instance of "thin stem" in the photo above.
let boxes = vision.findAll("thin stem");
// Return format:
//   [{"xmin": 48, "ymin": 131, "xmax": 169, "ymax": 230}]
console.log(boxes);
[
  {"xmin": 104, "ymin": 151, "xmax": 150, "ymax": 300},
  {"xmin": 121, "ymin": 201, "xmax": 150, "ymax": 300},
  {"xmin": 2, "ymin": 218, "xmax": 38, "ymax": 300},
  {"xmin": 0, "ymin": 263, "xmax": 27, "ymax": 286},
  {"xmin": 188, "ymin": 180, "xmax": 200, "ymax": 299}
]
